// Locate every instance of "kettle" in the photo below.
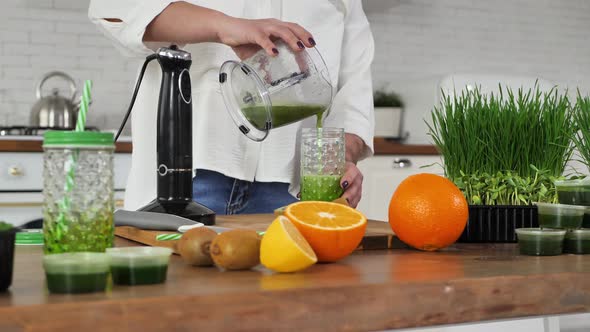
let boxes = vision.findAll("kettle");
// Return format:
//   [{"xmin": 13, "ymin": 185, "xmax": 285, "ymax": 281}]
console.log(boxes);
[{"xmin": 30, "ymin": 71, "xmax": 79, "ymax": 128}]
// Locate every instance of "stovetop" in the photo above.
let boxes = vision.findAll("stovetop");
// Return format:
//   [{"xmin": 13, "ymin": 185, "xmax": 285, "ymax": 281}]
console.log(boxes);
[{"xmin": 0, "ymin": 126, "xmax": 99, "ymax": 137}]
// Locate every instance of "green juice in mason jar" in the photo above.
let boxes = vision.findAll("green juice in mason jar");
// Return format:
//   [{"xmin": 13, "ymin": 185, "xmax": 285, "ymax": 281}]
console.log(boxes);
[
  {"xmin": 43, "ymin": 211, "xmax": 114, "ymax": 254},
  {"xmin": 42, "ymin": 131, "xmax": 115, "ymax": 254}
]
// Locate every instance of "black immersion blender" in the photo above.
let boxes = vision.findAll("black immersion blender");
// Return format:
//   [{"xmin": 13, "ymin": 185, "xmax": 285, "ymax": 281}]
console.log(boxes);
[{"xmin": 115, "ymin": 46, "xmax": 215, "ymax": 225}]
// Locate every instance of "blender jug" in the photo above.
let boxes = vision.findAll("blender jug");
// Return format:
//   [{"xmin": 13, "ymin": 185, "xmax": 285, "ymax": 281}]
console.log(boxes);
[{"xmin": 219, "ymin": 40, "xmax": 333, "ymax": 141}]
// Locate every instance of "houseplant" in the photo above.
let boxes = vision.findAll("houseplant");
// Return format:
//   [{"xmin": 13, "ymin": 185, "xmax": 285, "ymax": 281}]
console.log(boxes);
[
  {"xmin": 0, "ymin": 221, "xmax": 16, "ymax": 291},
  {"xmin": 427, "ymin": 84, "xmax": 576, "ymax": 242},
  {"xmin": 373, "ymin": 89, "xmax": 406, "ymax": 140}
]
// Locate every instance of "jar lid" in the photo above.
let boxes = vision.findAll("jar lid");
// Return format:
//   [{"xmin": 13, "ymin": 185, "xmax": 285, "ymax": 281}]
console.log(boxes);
[
  {"xmin": 106, "ymin": 246, "xmax": 172, "ymax": 267},
  {"xmin": 43, "ymin": 252, "xmax": 110, "ymax": 274},
  {"xmin": 554, "ymin": 178, "xmax": 590, "ymax": 187},
  {"xmin": 565, "ymin": 229, "xmax": 590, "ymax": 240},
  {"xmin": 515, "ymin": 227, "xmax": 567, "ymax": 238},
  {"xmin": 534, "ymin": 202, "xmax": 588, "ymax": 216},
  {"xmin": 43, "ymin": 131, "xmax": 114, "ymax": 148},
  {"xmin": 16, "ymin": 229, "xmax": 43, "ymax": 245}
]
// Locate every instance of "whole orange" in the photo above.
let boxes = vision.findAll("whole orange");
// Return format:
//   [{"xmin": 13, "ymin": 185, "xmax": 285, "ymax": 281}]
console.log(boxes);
[{"xmin": 388, "ymin": 173, "xmax": 468, "ymax": 251}]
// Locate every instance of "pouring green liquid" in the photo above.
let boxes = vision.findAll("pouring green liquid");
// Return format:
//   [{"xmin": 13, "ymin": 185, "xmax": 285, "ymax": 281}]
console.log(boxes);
[{"xmin": 302, "ymin": 109, "xmax": 344, "ymax": 201}]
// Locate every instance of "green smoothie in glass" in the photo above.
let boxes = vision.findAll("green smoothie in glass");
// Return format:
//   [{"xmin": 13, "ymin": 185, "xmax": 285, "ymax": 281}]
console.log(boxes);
[
  {"xmin": 301, "ymin": 174, "xmax": 343, "ymax": 201},
  {"xmin": 300, "ymin": 127, "xmax": 345, "ymax": 202}
]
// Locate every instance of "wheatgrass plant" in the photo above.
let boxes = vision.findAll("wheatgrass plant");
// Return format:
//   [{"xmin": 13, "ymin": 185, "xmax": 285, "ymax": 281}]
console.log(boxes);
[
  {"xmin": 573, "ymin": 93, "xmax": 590, "ymax": 171},
  {"xmin": 427, "ymin": 85, "xmax": 575, "ymax": 205}
]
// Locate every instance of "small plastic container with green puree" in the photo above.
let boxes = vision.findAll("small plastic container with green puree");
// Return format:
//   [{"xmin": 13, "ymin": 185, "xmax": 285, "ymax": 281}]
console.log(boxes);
[
  {"xmin": 555, "ymin": 179, "xmax": 590, "ymax": 228},
  {"xmin": 43, "ymin": 252, "xmax": 109, "ymax": 294},
  {"xmin": 534, "ymin": 202, "xmax": 585, "ymax": 229},
  {"xmin": 515, "ymin": 228, "xmax": 566, "ymax": 256},
  {"xmin": 106, "ymin": 247, "xmax": 172, "ymax": 286},
  {"xmin": 564, "ymin": 229, "xmax": 590, "ymax": 254}
]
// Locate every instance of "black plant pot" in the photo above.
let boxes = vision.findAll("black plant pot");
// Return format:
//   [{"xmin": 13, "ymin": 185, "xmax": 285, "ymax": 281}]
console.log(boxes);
[
  {"xmin": 458, "ymin": 205, "xmax": 539, "ymax": 243},
  {"xmin": 0, "ymin": 229, "xmax": 16, "ymax": 292}
]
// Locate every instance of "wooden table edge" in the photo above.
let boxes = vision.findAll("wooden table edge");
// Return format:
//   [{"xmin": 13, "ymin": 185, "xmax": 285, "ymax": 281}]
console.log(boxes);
[{"xmin": 1, "ymin": 271, "xmax": 588, "ymax": 331}]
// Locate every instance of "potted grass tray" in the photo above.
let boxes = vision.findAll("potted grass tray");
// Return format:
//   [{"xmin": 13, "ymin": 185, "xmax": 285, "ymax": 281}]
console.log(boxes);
[
  {"xmin": 427, "ymin": 84, "xmax": 576, "ymax": 242},
  {"xmin": 567, "ymin": 93, "xmax": 590, "ymax": 227}
]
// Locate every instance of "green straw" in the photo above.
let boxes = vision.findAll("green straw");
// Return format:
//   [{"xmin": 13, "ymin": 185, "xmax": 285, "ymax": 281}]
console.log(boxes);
[
  {"xmin": 156, "ymin": 234, "xmax": 182, "ymax": 241},
  {"xmin": 76, "ymin": 80, "xmax": 92, "ymax": 132},
  {"xmin": 156, "ymin": 230, "xmax": 266, "ymax": 241},
  {"xmin": 55, "ymin": 80, "xmax": 92, "ymax": 239}
]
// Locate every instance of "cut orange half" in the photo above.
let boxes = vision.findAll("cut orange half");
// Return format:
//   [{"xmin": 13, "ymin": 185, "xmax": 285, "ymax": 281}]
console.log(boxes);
[{"xmin": 284, "ymin": 201, "xmax": 367, "ymax": 262}]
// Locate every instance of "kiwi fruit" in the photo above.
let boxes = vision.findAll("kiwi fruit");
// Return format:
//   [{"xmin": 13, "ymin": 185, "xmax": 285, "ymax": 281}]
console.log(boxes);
[
  {"xmin": 178, "ymin": 227, "xmax": 218, "ymax": 267},
  {"xmin": 210, "ymin": 229, "xmax": 261, "ymax": 270}
]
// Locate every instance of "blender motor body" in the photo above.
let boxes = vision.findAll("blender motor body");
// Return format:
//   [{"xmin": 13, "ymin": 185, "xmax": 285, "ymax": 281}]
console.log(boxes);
[{"xmin": 138, "ymin": 46, "xmax": 215, "ymax": 225}]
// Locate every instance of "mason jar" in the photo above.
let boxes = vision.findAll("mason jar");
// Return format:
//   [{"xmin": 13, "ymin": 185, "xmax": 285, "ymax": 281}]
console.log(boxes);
[
  {"xmin": 300, "ymin": 127, "xmax": 346, "ymax": 201},
  {"xmin": 42, "ymin": 131, "xmax": 115, "ymax": 254}
]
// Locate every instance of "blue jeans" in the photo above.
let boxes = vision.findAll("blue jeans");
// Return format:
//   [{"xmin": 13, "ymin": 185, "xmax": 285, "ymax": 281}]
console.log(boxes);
[{"xmin": 192, "ymin": 169, "xmax": 298, "ymax": 215}]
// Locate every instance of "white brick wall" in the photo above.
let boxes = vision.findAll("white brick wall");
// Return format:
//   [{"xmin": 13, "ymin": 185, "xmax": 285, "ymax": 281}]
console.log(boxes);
[
  {"xmin": 1, "ymin": 0, "xmax": 589, "ymax": 141},
  {"xmin": 0, "ymin": 0, "xmax": 141, "ymax": 130},
  {"xmin": 365, "ymin": 0, "xmax": 590, "ymax": 143}
]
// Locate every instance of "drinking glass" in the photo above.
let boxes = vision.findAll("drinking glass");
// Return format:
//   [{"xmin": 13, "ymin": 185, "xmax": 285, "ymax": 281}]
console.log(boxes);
[{"xmin": 300, "ymin": 128, "xmax": 345, "ymax": 201}]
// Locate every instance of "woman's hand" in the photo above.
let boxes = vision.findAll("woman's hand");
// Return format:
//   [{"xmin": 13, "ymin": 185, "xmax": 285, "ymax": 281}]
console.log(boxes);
[
  {"xmin": 217, "ymin": 16, "xmax": 316, "ymax": 59},
  {"xmin": 143, "ymin": 2, "xmax": 315, "ymax": 59},
  {"xmin": 339, "ymin": 133, "xmax": 367, "ymax": 208},
  {"xmin": 340, "ymin": 162, "xmax": 364, "ymax": 208}
]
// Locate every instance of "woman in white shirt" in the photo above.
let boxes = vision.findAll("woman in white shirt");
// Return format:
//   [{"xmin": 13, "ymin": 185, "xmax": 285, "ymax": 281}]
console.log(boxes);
[{"xmin": 88, "ymin": 1, "xmax": 374, "ymax": 214}]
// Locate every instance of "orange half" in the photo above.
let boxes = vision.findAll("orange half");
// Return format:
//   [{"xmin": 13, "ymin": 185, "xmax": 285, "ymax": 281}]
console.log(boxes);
[{"xmin": 284, "ymin": 201, "xmax": 367, "ymax": 262}]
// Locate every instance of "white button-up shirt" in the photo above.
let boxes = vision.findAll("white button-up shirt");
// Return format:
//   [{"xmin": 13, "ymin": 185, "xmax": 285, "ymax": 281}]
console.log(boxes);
[{"xmin": 89, "ymin": 0, "xmax": 375, "ymax": 210}]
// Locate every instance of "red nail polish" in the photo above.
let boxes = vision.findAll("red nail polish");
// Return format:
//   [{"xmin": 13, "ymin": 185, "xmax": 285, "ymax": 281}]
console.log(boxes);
[
  {"xmin": 308, "ymin": 38, "xmax": 316, "ymax": 46},
  {"xmin": 297, "ymin": 41, "xmax": 305, "ymax": 49},
  {"xmin": 272, "ymin": 48, "xmax": 279, "ymax": 55}
]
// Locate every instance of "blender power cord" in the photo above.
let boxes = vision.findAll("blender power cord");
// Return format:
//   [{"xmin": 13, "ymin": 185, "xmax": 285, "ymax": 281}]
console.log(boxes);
[{"xmin": 114, "ymin": 53, "xmax": 158, "ymax": 142}]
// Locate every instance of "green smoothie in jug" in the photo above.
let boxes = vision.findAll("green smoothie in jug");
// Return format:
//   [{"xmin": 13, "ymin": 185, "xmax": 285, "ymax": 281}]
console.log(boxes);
[{"xmin": 241, "ymin": 105, "xmax": 324, "ymax": 130}]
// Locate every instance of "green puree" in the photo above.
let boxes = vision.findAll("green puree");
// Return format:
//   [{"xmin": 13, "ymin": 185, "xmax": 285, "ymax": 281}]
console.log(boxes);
[
  {"xmin": 557, "ymin": 188, "xmax": 590, "ymax": 228},
  {"xmin": 518, "ymin": 239, "xmax": 563, "ymax": 256},
  {"xmin": 46, "ymin": 272, "xmax": 108, "ymax": 294},
  {"xmin": 111, "ymin": 264, "xmax": 168, "ymax": 285},
  {"xmin": 557, "ymin": 188, "xmax": 590, "ymax": 205},
  {"xmin": 301, "ymin": 175, "xmax": 343, "ymax": 202},
  {"xmin": 241, "ymin": 105, "xmax": 324, "ymax": 130},
  {"xmin": 538, "ymin": 213, "xmax": 583, "ymax": 229},
  {"xmin": 564, "ymin": 239, "xmax": 590, "ymax": 254}
]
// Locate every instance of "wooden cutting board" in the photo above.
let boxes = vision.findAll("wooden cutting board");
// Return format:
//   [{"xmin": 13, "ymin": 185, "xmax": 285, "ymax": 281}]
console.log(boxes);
[{"xmin": 115, "ymin": 214, "xmax": 404, "ymax": 254}]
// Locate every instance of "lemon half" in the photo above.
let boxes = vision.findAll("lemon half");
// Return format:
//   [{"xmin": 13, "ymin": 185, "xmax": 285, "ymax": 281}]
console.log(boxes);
[{"xmin": 260, "ymin": 216, "xmax": 317, "ymax": 273}]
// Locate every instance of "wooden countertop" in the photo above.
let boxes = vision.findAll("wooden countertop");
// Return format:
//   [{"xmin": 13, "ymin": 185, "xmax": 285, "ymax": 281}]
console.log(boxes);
[
  {"xmin": 0, "ymin": 138, "xmax": 132, "ymax": 153},
  {"xmin": 0, "ymin": 137, "xmax": 438, "ymax": 155},
  {"xmin": 373, "ymin": 137, "xmax": 439, "ymax": 155},
  {"xmin": 1, "ymin": 215, "xmax": 589, "ymax": 331}
]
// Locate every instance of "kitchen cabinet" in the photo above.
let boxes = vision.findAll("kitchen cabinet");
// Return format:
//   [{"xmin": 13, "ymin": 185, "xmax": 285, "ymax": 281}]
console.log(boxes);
[{"xmin": 357, "ymin": 155, "xmax": 444, "ymax": 221}]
